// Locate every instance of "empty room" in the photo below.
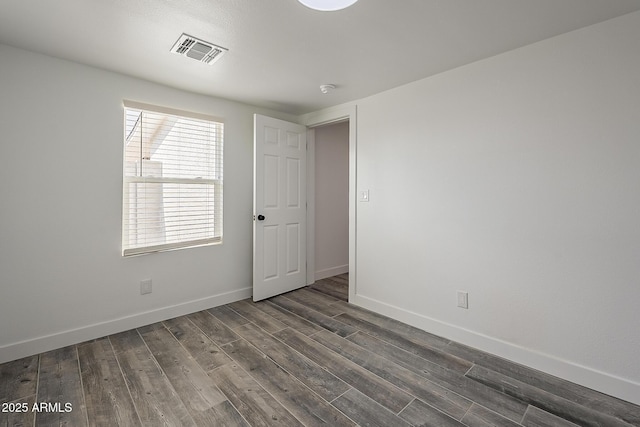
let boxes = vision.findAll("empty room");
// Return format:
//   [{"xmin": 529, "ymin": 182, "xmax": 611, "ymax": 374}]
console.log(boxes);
[{"xmin": 1, "ymin": 1, "xmax": 639, "ymax": 426}]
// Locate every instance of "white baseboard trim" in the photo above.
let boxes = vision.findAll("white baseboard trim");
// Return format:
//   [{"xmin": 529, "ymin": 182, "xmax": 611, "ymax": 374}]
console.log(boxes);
[
  {"xmin": 352, "ymin": 293, "xmax": 640, "ymax": 406},
  {"xmin": 315, "ymin": 264, "xmax": 349, "ymax": 281},
  {"xmin": 0, "ymin": 287, "xmax": 252, "ymax": 365}
]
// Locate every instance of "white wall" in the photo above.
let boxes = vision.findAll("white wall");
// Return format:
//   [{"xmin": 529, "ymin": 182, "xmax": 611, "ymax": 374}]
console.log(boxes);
[
  {"xmin": 351, "ymin": 11, "xmax": 640, "ymax": 404},
  {"xmin": 0, "ymin": 44, "xmax": 295, "ymax": 363},
  {"xmin": 314, "ymin": 122, "xmax": 349, "ymax": 280}
]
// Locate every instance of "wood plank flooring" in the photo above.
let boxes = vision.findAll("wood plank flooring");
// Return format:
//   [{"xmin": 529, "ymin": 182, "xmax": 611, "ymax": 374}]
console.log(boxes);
[
  {"xmin": 2, "ymin": 273, "xmax": 639, "ymax": 426},
  {"xmin": 309, "ymin": 274, "xmax": 349, "ymax": 302}
]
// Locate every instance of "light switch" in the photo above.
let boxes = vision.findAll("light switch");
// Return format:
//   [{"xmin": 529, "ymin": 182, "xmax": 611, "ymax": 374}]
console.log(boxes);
[{"xmin": 359, "ymin": 190, "xmax": 369, "ymax": 202}]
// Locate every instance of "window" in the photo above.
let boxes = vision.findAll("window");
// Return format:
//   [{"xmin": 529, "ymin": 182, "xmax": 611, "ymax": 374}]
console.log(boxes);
[{"xmin": 122, "ymin": 101, "xmax": 223, "ymax": 256}]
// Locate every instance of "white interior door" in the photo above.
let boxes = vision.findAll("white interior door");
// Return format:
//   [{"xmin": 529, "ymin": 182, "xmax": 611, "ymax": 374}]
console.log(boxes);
[{"xmin": 253, "ymin": 114, "xmax": 307, "ymax": 301}]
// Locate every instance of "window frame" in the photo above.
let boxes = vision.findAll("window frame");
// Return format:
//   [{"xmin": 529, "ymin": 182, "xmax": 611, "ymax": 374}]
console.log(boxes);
[{"xmin": 121, "ymin": 100, "xmax": 224, "ymax": 256}]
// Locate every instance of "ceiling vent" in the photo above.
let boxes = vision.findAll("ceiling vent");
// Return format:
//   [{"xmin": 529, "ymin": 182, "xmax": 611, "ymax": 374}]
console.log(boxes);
[{"xmin": 170, "ymin": 33, "xmax": 228, "ymax": 65}]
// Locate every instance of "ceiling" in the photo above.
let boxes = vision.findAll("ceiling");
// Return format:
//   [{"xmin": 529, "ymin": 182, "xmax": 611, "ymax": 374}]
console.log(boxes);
[{"xmin": 1, "ymin": 0, "xmax": 639, "ymax": 115}]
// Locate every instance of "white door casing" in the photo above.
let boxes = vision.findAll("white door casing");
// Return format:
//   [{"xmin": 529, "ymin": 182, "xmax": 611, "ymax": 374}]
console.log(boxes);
[
  {"xmin": 253, "ymin": 114, "xmax": 307, "ymax": 301},
  {"xmin": 302, "ymin": 105, "xmax": 357, "ymax": 303}
]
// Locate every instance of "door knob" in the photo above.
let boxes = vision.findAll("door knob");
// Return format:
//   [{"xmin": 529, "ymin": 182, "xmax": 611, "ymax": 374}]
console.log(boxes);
[{"xmin": 257, "ymin": 214, "xmax": 266, "ymax": 221}]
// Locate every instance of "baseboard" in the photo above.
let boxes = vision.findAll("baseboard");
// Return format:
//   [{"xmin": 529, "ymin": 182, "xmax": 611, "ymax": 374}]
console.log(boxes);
[
  {"xmin": 0, "ymin": 287, "xmax": 252, "ymax": 365},
  {"xmin": 352, "ymin": 293, "xmax": 640, "ymax": 406},
  {"xmin": 315, "ymin": 264, "xmax": 349, "ymax": 281}
]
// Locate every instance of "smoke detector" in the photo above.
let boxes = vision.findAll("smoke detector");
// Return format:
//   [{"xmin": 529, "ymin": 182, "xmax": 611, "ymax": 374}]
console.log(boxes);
[
  {"xmin": 170, "ymin": 33, "xmax": 228, "ymax": 65},
  {"xmin": 320, "ymin": 84, "xmax": 336, "ymax": 94}
]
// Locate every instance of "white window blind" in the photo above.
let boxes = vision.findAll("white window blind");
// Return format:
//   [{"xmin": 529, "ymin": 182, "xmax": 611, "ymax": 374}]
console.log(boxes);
[{"xmin": 122, "ymin": 101, "xmax": 223, "ymax": 256}]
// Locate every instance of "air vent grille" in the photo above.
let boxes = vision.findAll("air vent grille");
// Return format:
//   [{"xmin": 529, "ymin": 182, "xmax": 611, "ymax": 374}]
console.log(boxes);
[
  {"xmin": 171, "ymin": 34, "xmax": 227, "ymax": 65},
  {"xmin": 175, "ymin": 38, "xmax": 195, "ymax": 54}
]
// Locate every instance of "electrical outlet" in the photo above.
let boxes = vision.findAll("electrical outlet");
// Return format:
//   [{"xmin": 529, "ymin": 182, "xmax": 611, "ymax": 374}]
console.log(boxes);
[
  {"xmin": 140, "ymin": 279, "xmax": 152, "ymax": 295},
  {"xmin": 457, "ymin": 291, "xmax": 468, "ymax": 309}
]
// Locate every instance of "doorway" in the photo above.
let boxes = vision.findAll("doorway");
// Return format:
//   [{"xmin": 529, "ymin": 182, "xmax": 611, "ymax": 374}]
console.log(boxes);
[
  {"xmin": 304, "ymin": 104, "xmax": 357, "ymax": 302},
  {"xmin": 309, "ymin": 120, "xmax": 349, "ymax": 300}
]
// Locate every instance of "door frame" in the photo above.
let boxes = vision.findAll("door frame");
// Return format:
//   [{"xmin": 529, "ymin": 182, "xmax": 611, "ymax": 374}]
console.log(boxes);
[{"xmin": 301, "ymin": 105, "xmax": 357, "ymax": 302}]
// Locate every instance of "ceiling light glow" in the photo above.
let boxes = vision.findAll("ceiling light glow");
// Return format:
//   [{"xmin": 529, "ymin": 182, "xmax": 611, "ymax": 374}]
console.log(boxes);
[{"xmin": 298, "ymin": 0, "xmax": 358, "ymax": 11}]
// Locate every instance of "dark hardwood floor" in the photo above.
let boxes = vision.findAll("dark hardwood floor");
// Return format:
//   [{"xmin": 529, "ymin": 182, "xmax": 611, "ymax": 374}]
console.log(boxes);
[
  {"xmin": 309, "ymin": 274, "xmax": 349, "ymax": 302},
  {"xmin": 2, "ymin": 274, "xmax": 639, "ymax": 426}
]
